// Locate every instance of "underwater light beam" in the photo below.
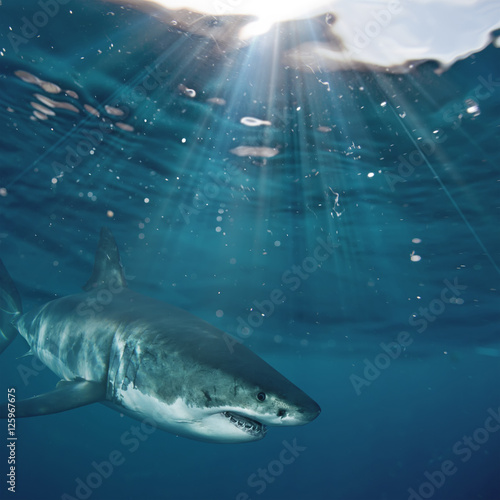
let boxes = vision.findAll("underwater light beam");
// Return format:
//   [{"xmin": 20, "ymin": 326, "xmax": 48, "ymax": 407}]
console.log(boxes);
[{"xmin": 388, "ymin": 104, "xmax": 500, "ymax": 276}]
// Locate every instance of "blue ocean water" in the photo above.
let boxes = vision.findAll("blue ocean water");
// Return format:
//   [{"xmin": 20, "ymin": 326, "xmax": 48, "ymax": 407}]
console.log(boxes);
[{"xmin": 1, "ymin": 1, "xmax": 499, "ymax": 499}]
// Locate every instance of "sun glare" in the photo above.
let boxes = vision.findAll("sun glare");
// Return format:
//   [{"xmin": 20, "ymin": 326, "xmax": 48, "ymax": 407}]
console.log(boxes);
[{"xmin": 142, "ymin": 0, "xmax": 335, "ymax": 38}]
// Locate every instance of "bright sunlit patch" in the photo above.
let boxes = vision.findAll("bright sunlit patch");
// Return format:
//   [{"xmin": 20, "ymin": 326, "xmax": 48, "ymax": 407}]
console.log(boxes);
[
  {"xmin": 317, "ymin": 126, "xmax": 332, "ymax": 133},
  {"xmin": 141, "ymin": 0, "xmax": 331, "ymax": 37},
  {"xmin": 240, "ymin": 116, "xmax": 272, "ymax": 127},
  {"xmin": 239, "ymin": 18, "xmax": 274, "ymax": 40},
  {"xmin": 230, "ymin": 146, "xmax": 279, "ymax": 158},
  {"xmin": 410, "ymin": 252, "xmax": 421, "ymax": 262},
  {"xmin": 466, "ymin": 100, "xmax": 480, "ymax": 115}
]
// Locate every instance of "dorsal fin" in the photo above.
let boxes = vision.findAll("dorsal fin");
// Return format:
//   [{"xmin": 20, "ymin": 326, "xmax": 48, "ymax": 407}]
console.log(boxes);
[{"xmin": 83, "ymin": 227, "xmax": 127, "ymax": 291}]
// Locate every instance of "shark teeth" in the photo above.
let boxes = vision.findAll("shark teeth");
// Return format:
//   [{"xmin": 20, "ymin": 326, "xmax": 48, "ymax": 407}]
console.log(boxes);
[{"xmin": 222, "ymin": 411, "xmax": 267, "ymax": 436}]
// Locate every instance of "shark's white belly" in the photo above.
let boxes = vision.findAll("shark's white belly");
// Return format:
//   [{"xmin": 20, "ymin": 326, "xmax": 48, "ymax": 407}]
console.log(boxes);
[{"xmin": 113, "ymin": 383, "xmax": 263, "ymax": 443}]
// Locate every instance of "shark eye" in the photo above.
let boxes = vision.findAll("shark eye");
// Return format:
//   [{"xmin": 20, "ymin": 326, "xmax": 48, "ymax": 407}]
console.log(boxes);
[{"xmin": 256, "ymin": 392, "xmax": 266, "ymax": 402}]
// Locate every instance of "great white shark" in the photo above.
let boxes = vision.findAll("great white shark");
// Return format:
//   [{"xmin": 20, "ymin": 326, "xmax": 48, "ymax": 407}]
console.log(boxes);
[{"xmin": 0, "ymin": 228, "xmax": 320, "ymax": 442}]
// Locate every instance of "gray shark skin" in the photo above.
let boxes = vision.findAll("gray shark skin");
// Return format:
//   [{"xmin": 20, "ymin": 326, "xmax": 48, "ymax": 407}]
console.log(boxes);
[{"xmin": 0, "ymin": 228, "xmax": 320, "ymax": 443}]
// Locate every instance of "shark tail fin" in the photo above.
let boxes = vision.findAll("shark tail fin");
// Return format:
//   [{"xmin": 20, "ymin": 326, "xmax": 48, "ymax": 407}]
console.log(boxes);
[
  {"xmin": 0, "ymin": 259, "xmax": 22, "ymax": 355},
  {"xmin": 83, "ymin": 227, "xmax": 127, "ymax": 292}
]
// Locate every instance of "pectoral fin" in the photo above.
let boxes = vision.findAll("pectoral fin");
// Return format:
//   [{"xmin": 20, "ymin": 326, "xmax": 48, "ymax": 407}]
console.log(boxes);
[{"xmin": 0, "ymin": 380, "xmax": 106, "ymax": 418}]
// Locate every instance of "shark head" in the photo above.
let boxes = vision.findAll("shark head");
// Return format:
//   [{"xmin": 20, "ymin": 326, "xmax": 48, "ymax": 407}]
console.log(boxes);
[
  {"xmin": 180, "ymin": 342, "xmax": 321, "ymax": 443},
  {"xmin": 107, "ymin": 305, "xmax": 321, "ymax": 443}
]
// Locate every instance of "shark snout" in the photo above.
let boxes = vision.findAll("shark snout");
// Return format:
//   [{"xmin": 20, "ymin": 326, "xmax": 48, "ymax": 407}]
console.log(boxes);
[
  {"xmin": 266, "ymin": 397, "xmax": 321, "ymax": 426},
  {"xmin": 293, "ymin": 399, "xmax": 321, "ymax": 424},
  {"xmin": 302, "ymin": 399, "xmax": 321, "ymax": 421}
]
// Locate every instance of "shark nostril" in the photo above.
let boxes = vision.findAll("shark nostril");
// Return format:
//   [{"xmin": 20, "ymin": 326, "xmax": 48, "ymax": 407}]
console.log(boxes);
[{"xmin": 277, "ymin": 409, "xmax": 286, "ymax": 418}]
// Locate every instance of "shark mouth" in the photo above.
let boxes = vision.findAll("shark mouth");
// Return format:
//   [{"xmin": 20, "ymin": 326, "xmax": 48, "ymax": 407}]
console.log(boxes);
[{"xmin": 222, "ymin": 411, "xmax": 267, "ymax": 436}]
